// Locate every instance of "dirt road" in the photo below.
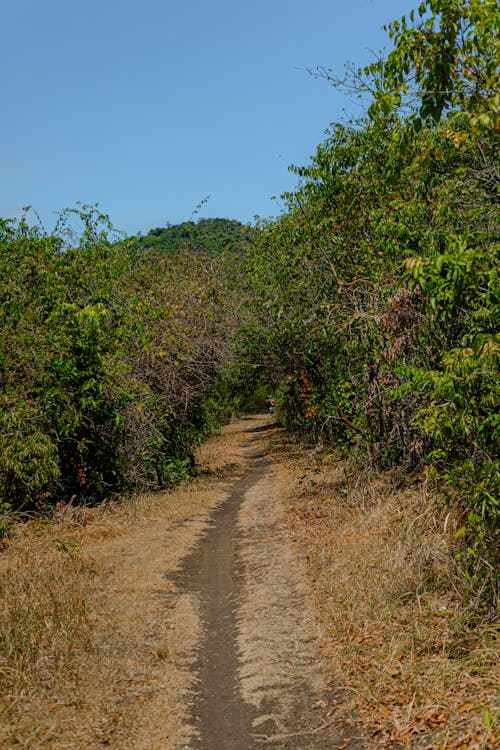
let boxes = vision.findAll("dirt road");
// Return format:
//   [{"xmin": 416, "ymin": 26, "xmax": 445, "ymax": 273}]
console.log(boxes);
[
  {"xmin": 0, "ymin": 416, "xmax": 365, "ymax": 749},
  {"xmin": 4, "ymin": 415, "xmax": 496, "ymax": 749},
  {"xmin": 171, "ymin": 417, "xmax": 364, "ymax": 749}
]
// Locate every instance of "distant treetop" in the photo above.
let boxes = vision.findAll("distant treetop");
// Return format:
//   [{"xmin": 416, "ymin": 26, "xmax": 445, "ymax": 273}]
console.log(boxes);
[{"xmin": 130, "ymin": 217, "xmax": 256, "ymax": 256}]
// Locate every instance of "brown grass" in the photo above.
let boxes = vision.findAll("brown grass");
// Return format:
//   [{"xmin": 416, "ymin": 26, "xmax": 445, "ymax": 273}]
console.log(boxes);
[
  {"xmin": 1, "ymin": 420, "xmax": 497, "ymax": 749},
  {"xmin": 0, "ymin": 543, "xmax": 94, "ymax": 747},
  {"xmin": 271, "ymin": 435, "xmax": 499, "ymax": 749}
]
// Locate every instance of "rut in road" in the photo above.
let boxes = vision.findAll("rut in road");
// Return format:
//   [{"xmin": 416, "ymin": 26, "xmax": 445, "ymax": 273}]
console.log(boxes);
[{"xmin": 176, "ymin": 419, "xmax": 365, "ymax": 750}]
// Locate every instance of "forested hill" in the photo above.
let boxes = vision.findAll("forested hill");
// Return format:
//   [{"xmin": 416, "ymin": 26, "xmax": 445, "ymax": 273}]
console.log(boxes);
[{"xmin": 129, "ymin": 217, "xmax": 255, "ymax": 256}]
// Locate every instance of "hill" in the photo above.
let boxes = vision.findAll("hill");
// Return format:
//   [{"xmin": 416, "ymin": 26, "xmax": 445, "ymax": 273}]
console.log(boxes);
[{"xmin": 130, "ymin": 217, "xmax": 256, "ymax": 256}]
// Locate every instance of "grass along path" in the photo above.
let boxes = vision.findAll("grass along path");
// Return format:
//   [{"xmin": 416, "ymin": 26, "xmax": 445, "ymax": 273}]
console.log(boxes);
[{"xmin": 0, "ymin": 417, "xmax": 498, "ymax": 748}]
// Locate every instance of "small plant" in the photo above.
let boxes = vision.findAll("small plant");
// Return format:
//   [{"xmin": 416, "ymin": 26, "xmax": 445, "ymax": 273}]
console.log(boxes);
[{"xmin": 53, "ymin": 539, "xmax": 84, "ymax": 554}]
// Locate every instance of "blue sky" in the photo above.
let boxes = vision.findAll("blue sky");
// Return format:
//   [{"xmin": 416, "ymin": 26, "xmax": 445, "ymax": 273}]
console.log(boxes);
[{"xmin": 1, "ymin": 0, "xmax": 416, "ymax": 235}]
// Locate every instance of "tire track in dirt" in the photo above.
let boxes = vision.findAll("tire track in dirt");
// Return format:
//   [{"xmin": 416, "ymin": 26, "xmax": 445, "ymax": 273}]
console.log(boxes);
[
  {"xmin": 177, "ymin": 435, "xmax": 263, "ymax": 749},
  {"xmin": 176, "ymin": 418, "xmax": 365, "ymax": 750}
]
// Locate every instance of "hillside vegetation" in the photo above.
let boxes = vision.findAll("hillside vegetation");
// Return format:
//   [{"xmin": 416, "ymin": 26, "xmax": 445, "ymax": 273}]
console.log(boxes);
[
  {"xmin": 0, "ymin": 0, "xmax": 498, "ymax": 618},
  {"xmin": 0, "ymin": 210, "xmax": 252, "ymax": 519},
  {"xmin": 0, "ymin": 1, "xmax": 498, "ymax": 747},
  {"xmin": 244, "ymin": 0, "xmax": 499, "ymax": 614},
  {"xmin": 131, "ymin": 217, "xmax": 256, "ymax": 256},
  {"xmin": 0, "ymin": 0, "xmax": 500, "ymax": 644}
]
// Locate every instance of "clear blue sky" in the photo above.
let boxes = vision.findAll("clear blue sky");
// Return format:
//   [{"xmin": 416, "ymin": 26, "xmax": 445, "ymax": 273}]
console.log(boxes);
[{"xmin": 1, "ymin": 0, "xmax": 416, "ymax": 235}]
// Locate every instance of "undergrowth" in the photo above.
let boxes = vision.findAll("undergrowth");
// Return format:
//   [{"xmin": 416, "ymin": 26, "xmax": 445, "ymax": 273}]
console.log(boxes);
[
  {"xmin": 0, "ymin": 536, "xmax": 95, "ymax": 748},
  {"xmin": 280, "ymin": 440, "xmax": 499, "ymax": 749}
]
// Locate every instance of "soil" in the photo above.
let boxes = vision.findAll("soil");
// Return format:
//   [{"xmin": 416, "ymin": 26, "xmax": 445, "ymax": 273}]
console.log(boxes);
[
  {"xmin": 173, "ymin": 417, "xmax": 365, "ymax": 749},
  {"xmin": 4, "ymin": 415, "xmax": 497, "ymax": 749},
  {"xmin": 1, "ymin": 416, "xmax": 366, "ymax": 749}
]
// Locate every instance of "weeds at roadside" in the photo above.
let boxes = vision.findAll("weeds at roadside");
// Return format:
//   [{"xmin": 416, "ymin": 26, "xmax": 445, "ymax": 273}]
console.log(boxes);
[
  {"xmin": 277, "ymin": 438, "xmax": 500, "ymax": 749},
  {"xmin": 0, "ymin": 539, "xmax": 95, "ymax": 748}
]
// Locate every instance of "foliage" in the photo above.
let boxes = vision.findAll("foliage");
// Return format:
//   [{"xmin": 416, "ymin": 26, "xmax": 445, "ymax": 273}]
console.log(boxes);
[
  {"xmin": 365, "ymin": 0, "xmax": 499, "ymax": 131},
  {"xmin": 0, "ymin": 0, "xmax": 497, "ymax": 614},
  {"xmin": 242, "ymin": 0, "xmax": 499, "ymax": 610},
  {"xmin": 130, "ymin": 217, "xmax": 255, "ymax": 257},
  {"xmin": 0, "ymin": 208, "xmax": 250, "ymax": 508}
]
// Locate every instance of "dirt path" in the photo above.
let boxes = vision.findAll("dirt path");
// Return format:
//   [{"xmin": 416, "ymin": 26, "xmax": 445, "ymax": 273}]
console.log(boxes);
[
  {"xmin": 174, "ymin": 418, "xmax": 364, "ymax": 749},
  {"xmin": 4, "ymin": 415, "xmax": 497, "ymax": 749},
  {"xmin": 0, "ymin": 416, "xmax": 365, "ymax": 749},
  {"xmin": 176, "ymin": 444, "xmax": 261, "ymax": 749}
]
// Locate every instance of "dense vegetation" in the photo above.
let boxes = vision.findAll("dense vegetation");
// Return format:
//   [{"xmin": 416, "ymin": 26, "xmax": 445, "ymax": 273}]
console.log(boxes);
[
  {"xmin": 0, "ymin": 0, "xmax": 498, "ymax": 613},
  {"xmin": 0, "ymin": 211, "xmax": 251, "ymax": 518},
  {"xmin": 243, "ymin": 0, "xmax": 499, "ymax": 611},
  {"xmin": 132, "ymin": 217, "xmax": 255, "ymax": 256}
]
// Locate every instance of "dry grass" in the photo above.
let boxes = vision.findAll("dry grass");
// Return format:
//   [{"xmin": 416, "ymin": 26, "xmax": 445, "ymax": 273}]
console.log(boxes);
[
  {"xmin": 0, "ymin": 418, "xmax": 252, "ymax": 749},
  {"xmin": 272, "ymin": 436, "xmax": 500, "ymax": 749},
  {"xmin": 0, "ymin": 544, "xmax": 95, "ymax": 748},
  {"xmin": 1, "ymin": 419, "xmax": 497, "ymax": 749}
]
